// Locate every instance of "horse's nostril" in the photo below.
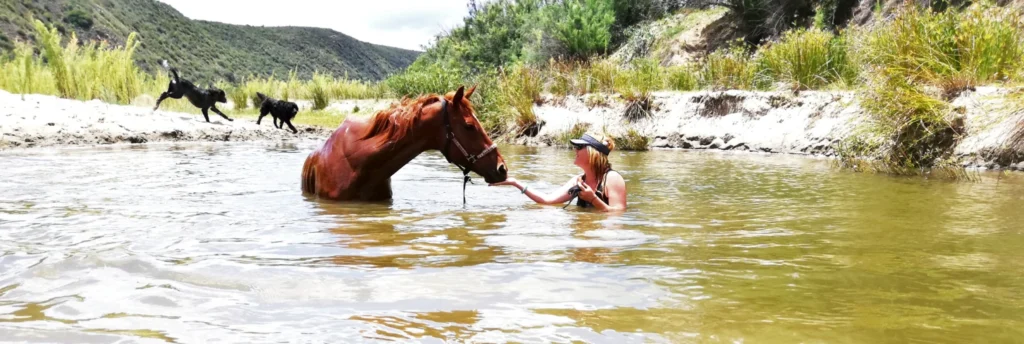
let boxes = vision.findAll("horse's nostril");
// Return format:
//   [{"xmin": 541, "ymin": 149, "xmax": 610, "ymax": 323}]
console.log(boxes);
[{"xmin": 497, "ymin": 164, "xmax": 507, "ymax": 175}]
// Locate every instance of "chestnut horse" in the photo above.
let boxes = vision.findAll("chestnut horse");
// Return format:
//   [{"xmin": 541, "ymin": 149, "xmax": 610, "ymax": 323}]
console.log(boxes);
[{"xmin": 301, "ymin": 86, "xmax": 508, "ymax": 202}]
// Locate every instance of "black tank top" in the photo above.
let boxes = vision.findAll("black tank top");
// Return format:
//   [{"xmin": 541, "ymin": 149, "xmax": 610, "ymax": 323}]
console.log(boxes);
[{"xmin": 576, "ymin": 170, "xmax": 612, "ymax": 208}]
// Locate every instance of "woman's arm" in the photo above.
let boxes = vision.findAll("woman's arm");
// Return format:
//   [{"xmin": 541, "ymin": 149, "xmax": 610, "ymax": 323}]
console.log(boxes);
[{"xmin": 490, "ymin": 176, "xmax": 578, "ymax": 205}]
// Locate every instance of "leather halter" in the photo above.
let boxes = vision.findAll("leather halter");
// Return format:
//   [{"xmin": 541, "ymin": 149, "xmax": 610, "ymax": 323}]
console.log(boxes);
[{"xmin": 439, "ymin": 98, "xmax": 498, "ymax": 205}]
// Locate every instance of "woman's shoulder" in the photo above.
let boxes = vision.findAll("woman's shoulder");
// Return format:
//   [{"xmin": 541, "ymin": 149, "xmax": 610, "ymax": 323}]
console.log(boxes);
[
  {"xmin": 606, "ymin": 170, "xmax": 624, "ymax": 180},
  {"xmin": 604, "ymin": 170, "xmax": 626, "ymax": 186}
]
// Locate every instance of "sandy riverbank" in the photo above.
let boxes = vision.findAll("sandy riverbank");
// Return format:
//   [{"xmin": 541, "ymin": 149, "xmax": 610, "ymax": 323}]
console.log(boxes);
[
  {"xmin": 513, "ymin": 87, "xmax": 1024, "ymax": 171},
  {"xmin": 0, "ymin": 90, "xmax": 340, "ymax": 149}
]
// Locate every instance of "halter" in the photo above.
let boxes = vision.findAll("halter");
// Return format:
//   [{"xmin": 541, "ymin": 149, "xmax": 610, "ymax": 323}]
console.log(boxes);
[{"xmin": 439, "ymin": 98, "xmax": 498, "ymax": 205}]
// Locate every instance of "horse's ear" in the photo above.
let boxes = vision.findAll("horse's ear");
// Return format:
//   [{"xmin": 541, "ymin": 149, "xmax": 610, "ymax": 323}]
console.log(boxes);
[
  {"xmin": 465, "ymin": 84, "xmax": 477, "ymax": 100},
  {"xmin": 453, "ymin": 86, "xmax": 466, "ymax": 103}
]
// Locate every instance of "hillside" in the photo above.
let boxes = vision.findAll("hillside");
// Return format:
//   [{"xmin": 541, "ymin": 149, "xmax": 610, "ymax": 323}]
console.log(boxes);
[{"xmin": 0, "ymin": 0, "xmax": 421, "ymax": 84}]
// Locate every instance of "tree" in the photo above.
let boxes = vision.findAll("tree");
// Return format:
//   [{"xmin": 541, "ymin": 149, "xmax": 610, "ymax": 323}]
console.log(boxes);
[{"xmin": 545, "ymin": 0, "xmax": 616, "ymax": 59}]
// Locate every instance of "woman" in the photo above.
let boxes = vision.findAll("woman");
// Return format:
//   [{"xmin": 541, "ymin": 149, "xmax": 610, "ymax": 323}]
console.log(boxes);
[{"xmin": 489, "ymin": 133, "xmax": 627, "ymax": 212}]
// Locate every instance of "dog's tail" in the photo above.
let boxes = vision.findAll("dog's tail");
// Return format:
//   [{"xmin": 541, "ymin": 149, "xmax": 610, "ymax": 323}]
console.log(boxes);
[
  {"xmin": 160, "ymin": 59, "xmax": 180, "ymax": 83},
  {"xmin": 255, "ymin": 92, "xmax": 268, "ymax": 104}
]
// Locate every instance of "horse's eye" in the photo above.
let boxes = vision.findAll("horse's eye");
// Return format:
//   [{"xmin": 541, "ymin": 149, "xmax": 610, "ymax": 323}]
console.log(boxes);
[{"xmin": 464, "ymin": 124, "xmax": 475, "ymax": 130}]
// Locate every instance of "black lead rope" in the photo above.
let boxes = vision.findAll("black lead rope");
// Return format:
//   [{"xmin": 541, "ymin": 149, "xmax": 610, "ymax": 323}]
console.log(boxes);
[{"xmin": 440, "ymin": 99, "xmax": 473, "ymax": 206}]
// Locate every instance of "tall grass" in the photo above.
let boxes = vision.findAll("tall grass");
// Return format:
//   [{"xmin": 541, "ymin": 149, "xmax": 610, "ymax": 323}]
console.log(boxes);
[
  {"xmin": 834, "ymin": 1, "xmax": 1024, "ymax": 175},
  {"xmin": 18, "ymin": 19, "xmax": 146, "ymax": 103},
  {"xmin": 757, "ymin": 28, "xmax": 853, "ymax": 90},
  {"xmin": 0, "ymin": 41, "xmax": 55, "ymax": 96},
  {"xmin": 615, "ymin": 58, "xmax": 662, "ymax": 121},
  {"xmin": 701, "ymin": 43, "xmax": 757, "ymax": 90},
  {"xmin": 499, "ymin": 63, "xmax": 544, "ymax": 131},
  {"xmin": 33, "ymin": 20, "xmax": 72, "ymax": 99},
  {"xmin": 308, "ymin": 72, "xmax": 331, "ymax": 111},
  {"xmin": 859, "ymin": 2, "xmax": 1024, "ymax": 98},
  {"xmin": 666, "ymin": 64, "xmax": 699, "ymax": 91}
]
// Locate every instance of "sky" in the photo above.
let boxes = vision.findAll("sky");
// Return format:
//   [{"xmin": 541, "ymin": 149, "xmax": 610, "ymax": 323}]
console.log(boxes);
[{"xmin": 155, "ymin": 0, "xmax": 472, "ymax": 51}]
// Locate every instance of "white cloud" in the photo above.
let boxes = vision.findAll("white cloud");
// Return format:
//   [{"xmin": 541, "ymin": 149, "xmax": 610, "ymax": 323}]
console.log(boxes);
[{"xmin": 155, "ymin": 0, "xmax": 470, "ymax": 51}]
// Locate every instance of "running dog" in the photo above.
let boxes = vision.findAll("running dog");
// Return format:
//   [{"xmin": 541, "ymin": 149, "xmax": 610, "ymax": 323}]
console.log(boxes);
[{"xmin": 153, "ymin": 60, "xmax": 233, "ymax": 123}]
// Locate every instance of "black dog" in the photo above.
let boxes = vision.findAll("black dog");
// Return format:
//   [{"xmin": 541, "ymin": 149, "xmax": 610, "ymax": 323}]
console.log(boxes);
[
  {"xmin": 153, "ymin": 60, "xmax": 233, "ymax": 123},
  {"xmin": 255, "ymin": 92, "xmax": 299, "ymax": 133}
]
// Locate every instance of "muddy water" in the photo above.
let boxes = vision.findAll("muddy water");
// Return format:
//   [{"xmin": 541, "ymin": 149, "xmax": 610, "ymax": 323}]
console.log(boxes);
[{"xmin": 1, "ymin": 142, "xmax": 1022, "ymax": 343}]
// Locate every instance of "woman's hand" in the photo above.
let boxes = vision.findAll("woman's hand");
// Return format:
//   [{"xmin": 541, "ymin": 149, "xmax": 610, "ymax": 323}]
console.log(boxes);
[
  {"xmin": 576, "ymin": 178, "xmax": 597, "ymax": 203},
  {"xmin": 488, "ymin": 178, "xmax": 519, "ymax": 187}
]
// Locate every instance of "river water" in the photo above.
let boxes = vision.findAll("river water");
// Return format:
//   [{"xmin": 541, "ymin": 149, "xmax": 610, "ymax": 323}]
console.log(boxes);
[{"xmin": 1, "ymin": 141, "xmax": 1022, "ymax": 343}]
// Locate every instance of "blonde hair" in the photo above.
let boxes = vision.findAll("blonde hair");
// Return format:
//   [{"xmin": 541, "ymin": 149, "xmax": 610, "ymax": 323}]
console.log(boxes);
[{"xmin": 585, "ymin": 134, "xmax": 616, "ymax": 181}]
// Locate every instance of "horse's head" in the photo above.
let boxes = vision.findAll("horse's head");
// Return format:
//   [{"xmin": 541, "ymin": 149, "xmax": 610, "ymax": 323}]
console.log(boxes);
[{"xmin": 439, "ymin": 85, "xmax": 508, "ymax": 184}]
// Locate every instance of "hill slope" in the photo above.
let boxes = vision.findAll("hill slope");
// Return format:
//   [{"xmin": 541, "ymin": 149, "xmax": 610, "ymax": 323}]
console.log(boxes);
[{"xmin": 0, "ymin": 0, "xmax": 421, "ymax": 84}]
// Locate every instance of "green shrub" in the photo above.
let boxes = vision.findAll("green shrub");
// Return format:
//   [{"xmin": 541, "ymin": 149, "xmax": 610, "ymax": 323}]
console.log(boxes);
[
  {"xmin": 63, "ymin": 9, "xmax": 93, "ymax": 30},
  {"xmin": 544, "ymin": 0, "xmax": 616, "ymax": 59}
]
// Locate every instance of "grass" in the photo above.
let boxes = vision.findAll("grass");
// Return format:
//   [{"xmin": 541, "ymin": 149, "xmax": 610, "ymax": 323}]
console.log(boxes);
[
  {"xmin": 499, "ymin": 63, "xmax": 544, "ymax": 132},
  {"xmin": 618, "ymin": 128, "xmax": 650, "ymax": 151},
  {"xmin": 557, "ymin": 122, "xmax": 592, "ymax": 148},
  {"xmin": 831, "ymin": 1, "xmax": 1024, "ymax": 176},
  {"xmin": 757, "ymin": 28, "xmax": 853, "ymax": 90},
  {"xmin": 615, "ymin": 58, "xmax": 662, "ymax": 121},
  {"xmin": 857, "ymin": 2, "xmax": 1023, "ymax": 97},
  {"xmin": 700, "ymin": 43, "xmax": 757, "ymax": 90}
]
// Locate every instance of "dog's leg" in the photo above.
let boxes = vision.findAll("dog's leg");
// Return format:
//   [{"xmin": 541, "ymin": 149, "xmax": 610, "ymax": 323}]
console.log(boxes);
[
  {"xmin": 284, "ymin": 119, "xmax": 298, "ymax": 134},
  {"xmin": 275, "ymin": 117, "xmax": 282, "ymax": 129},
  {"xmin": 154, "ymin": 92, "xmax": 170, "ymax": 111},
  {"xmin": 256, "ymin": 109, "xmax": 268, "ymax": 125},
  {"xmin": 211, "ymin": 105, "xmax": 234, "ymax": 122},
  {"xmin": 201, "ymin": 107, "xmax": 211, "ymax": 122}
]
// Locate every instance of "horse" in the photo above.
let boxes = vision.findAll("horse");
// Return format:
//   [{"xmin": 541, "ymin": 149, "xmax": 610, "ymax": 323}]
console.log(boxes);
[{"xmin": 300, "ymin": 85, "xmax": 508, "ymax": 202}]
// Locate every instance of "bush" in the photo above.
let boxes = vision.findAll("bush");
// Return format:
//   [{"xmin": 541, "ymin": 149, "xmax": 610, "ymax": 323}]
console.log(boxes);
[
  {"xmin": 63, "ymin": 10, "xmax": 93, "ymax": 30},
  {"xmin": 384, "ymin": 62, "xmax": 466, "ymax": 98}
]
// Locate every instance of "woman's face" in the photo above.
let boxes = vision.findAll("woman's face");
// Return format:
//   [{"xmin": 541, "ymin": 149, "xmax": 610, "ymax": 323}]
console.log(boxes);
[{"xmin": 573, "ymin": 144, "xmax": 588, "ymax": 169}]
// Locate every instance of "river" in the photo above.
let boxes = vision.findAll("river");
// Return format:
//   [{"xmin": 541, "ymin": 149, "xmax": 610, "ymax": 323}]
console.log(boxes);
[{"xmin": 1, "ymin": 141, "xmax": 1022, "ymax": 343}]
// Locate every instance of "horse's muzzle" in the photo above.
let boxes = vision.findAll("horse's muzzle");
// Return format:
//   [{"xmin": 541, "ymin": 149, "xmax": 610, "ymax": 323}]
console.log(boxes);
[{"xmin": 485, "ymin": 162, "xmax": 508, "ymax": 183}]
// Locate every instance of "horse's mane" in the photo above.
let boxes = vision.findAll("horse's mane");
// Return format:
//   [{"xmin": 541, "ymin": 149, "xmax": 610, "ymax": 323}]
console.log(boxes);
[{"xmin": 359, "ymin": 92, "xmax": 472, "ymax": 144}]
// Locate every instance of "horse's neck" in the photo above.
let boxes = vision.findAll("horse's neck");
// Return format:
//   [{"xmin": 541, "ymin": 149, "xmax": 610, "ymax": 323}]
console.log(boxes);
[{"xmin": 360, "ymin": 113, "xmax": 442, "ymax": 184}]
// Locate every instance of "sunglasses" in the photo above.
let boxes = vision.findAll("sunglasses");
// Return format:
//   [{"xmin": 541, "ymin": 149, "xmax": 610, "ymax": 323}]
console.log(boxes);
[{"xmin": 573, "ymin": 144, "xmax": 586, "ymax": 151}]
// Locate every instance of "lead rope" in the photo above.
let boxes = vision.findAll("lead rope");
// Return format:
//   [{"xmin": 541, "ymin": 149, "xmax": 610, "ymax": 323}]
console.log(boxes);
[{"xmin": 441, "ymin": 98, "xmax": 472, "ymax": 206}]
